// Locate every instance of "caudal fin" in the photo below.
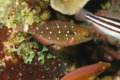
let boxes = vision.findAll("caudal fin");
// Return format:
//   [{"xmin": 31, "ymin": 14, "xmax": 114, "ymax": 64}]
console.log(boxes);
[{"xmin": 74, "ymin": 9, "xmax": 92, "ymax": 21}]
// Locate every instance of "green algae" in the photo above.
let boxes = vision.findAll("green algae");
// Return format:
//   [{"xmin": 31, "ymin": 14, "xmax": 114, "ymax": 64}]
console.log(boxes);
[
  {"xmin": 101, "ymin": 1, "xmax": 111, "ymax": 9},
  {"xmin": 0, "ymin": 0, "xmax": 50, "ymax": 29}
]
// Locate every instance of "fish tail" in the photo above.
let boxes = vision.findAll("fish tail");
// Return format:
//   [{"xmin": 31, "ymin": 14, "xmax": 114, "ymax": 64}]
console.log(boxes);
[{"xmin": 74, "ymin": 9, "xmax": 92, "ymax": 21}]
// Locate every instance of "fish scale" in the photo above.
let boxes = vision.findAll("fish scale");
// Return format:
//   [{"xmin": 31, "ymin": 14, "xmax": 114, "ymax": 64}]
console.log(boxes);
[{"xmin": 22, "ymin": 21, "xmax": 92, "ymax": 46}]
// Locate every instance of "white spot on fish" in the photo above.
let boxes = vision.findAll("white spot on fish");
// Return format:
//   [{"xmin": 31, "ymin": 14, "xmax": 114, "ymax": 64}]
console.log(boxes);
[
  {"xmin": 71, "ymin": 26, "xmax": 74, "ymax": 28},
  {"xmin": 74, "ymin": 32, "xmax": 76, "ymax": 35},
  {"xmin": 57, "ymin": 38, "xmax": 59, "ymax": 40},
  {"xmin": 40, "ymin": 35, "xmax": 42, "ymax": 37},
  {"xmin": 58, "ymin": 31, "xmax": 61, "ymax": 34},
  {"xmin": 58, "ymin": 63, "xmax": 61, "ymax": 66},
  {"xmin": 24, "ymin": 24, "xmax": 29, "ymax": 32},
  {"xmin": 48, "ymin": 37, "xmax": 51, "ymax": 39},
  {"xmin": 67, "ymin": 31, "xmax": 70, "ymax": 33},
  {"xmin": 57, "ymin": 26, "xmax": 60, "ymax": 28},
  {"xmin": 41, "ymin": 31, "xmax": 43, "ymax": 33},
  {"xmin": 64, "ymin": 25, "xmax": 67, "ymax": 28},
  {"xmin": 66, "ymin": 38, "xmax": 68, "ymax": 40},
  {"xmin": 46, "ymin": 27, "xmax": 49, "ymax": 30},
  {"xmin": 71, "ymin": 37, "xmax": 74, "ymax": 39},
  {"xmin": 42, "ymin": 76, "xmax": 45, "ymax": 78},
  {"xmin": 66, "ymin": 34, "xmax": 68, "ymax": 37},
  {"xmin": 50, "ymin": 31, "xmax": 52, "ymax": 34},
  {"xmin": 36, "ymin": 27, "xmax": 39, "ymax": 30}
]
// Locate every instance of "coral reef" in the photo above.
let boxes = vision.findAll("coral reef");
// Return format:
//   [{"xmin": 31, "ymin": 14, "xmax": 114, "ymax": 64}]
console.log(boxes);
[{"xmin": 0, "ymin": 0, "xmax": 51, "ymax": 29}]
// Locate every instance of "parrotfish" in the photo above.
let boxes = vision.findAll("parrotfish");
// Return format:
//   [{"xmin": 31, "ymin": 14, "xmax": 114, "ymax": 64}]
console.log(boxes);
[
  {"xmin": 19, "ymin": 21, "xmax": 92, "ymax": 46},
  {"xmin": 61, "ymin": 61, "xmax": 111, "ymax": 80},
  {"xmin": 74, "ymin": 9, "xmax": 120, "ymax": 39}
]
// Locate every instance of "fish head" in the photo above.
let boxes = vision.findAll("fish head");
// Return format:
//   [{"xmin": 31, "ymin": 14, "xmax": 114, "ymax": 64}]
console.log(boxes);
[{"xmin": 70, "ymin": 27, "xmax": 92, "ymax": 45}]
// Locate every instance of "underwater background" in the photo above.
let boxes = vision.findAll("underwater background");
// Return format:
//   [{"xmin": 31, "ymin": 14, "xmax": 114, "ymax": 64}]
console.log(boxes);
[{"xmin": 0, "ymin": 0, "xmax": 120, "ymax": 80}]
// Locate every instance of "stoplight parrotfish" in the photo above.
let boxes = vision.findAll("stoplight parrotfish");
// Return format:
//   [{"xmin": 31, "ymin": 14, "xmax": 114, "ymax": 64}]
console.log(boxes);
[
  {"xmin": 61, "ymin": 61, "xmax": 111, "ymax": 80},
  {"xmin": 75, "ymin": 9, "xmax": 120, "ymax": 39},
  {"xmin": 18, "ymin": 21, "xmax": 92, "ymax": 46}
]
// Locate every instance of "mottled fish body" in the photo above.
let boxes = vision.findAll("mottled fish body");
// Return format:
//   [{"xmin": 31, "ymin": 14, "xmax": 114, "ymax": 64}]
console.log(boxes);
[
  {"xmin": 75, "ymin": 9, "xmax": 120, "ymax": 39},
  {"xmin": 22, "ymin": 21, "xmax": 91, "ymax": 46}
]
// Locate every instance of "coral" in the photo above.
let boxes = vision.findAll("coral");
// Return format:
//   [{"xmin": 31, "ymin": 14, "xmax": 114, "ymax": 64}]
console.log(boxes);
[
  {"xmin": 0, "ymin": 58, "xmax": 67, "ymax": 80},
  {"xmin": 2, "ymin": 1, "xmax": 38, "ymax": 28},
  {"xmin": 0, "ymin": 0, "xmax": 51, "ymax": 29},
  {"xmin": 37, "ymin": 46, "xmax": 56, "ymax": 64},
  {"xmin": 50, "ymin": 0, "xmax": 89, "ymax": 15},
  {"xmin": 0, "ymin": 0, "xmax": 13, "ymax": 19}
]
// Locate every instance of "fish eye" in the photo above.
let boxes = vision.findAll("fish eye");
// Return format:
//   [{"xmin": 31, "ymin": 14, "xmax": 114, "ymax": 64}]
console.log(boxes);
[
  {"xmin": 85, "ymin": 34, "xmax": 90, "ymax": 38},
  {"xmin": 82, "ymin": 32, "xmax": 91, "ymax": 38},
  {"xmin": 68, "ymin": 30, "xmax": 75, "ymax": 35}
]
